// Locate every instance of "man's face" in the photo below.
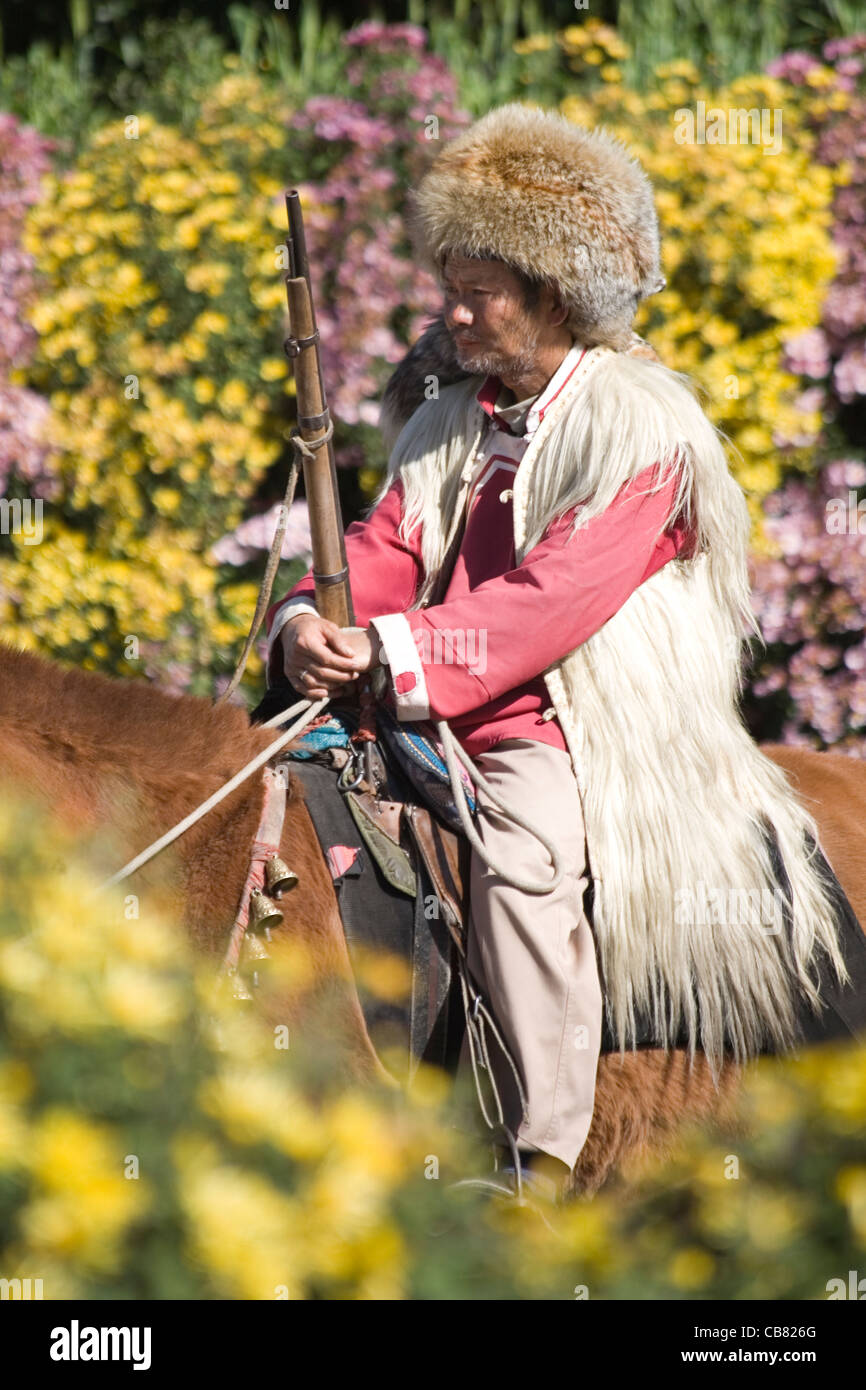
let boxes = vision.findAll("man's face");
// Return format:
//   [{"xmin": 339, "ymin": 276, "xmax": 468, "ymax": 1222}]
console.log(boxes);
[{"xmin": 441, "ymin": 253, "xmax": 549, "ymax": 384}]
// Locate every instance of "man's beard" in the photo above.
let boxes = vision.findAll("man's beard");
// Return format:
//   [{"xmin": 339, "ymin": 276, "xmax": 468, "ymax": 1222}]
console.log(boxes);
[{"xmin": 452, "ymin": 316, "xmax": 542, "ymax": 384}]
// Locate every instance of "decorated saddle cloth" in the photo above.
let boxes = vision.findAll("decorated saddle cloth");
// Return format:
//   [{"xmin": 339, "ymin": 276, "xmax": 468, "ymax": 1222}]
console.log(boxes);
[{"xmin": 289, "ymin": 704, "xmax": 476, "ymax": 832}]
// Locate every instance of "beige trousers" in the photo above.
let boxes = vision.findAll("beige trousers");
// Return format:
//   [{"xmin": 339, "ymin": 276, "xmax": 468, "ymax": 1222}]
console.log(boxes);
[{"xmin": 462, "ymin": 738, "xmax": 603, "ymax": 1171}]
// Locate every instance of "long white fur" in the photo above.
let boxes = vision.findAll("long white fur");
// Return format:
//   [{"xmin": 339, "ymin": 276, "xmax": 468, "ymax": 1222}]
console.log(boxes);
[{"xmin": 375, "ymin": 349, "xmax": 849, "ymax": 1072}]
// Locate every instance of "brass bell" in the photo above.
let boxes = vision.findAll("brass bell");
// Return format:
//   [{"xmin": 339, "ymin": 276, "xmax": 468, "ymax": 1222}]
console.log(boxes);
[
  {"xmin": 248, "ymin": 887, "xmax": 283, "ymax": 934},
  {"xmin": 229, "ymin": 969, "xmax": 254, "ymax": 1002},
  {"xmin": 241, "ymin": 932, "xmax": 271, "ymax": 965},
  {"xmin": 240, "ymin": 932, "xmax": 271, "ymax": 993},
  {"xmin": 264, "ymin": 855, "xmax": 299, "ymax": 898}
]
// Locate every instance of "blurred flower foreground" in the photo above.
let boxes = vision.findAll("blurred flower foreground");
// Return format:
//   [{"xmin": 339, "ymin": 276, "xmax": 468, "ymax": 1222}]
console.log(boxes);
[{"xmin": 0, "ymin": 793, "xmax": 864, "ymax": 1301}]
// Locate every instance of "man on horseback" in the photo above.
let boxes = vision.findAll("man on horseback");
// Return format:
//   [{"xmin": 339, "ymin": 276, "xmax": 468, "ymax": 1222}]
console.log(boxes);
[{"xmin": 264, "ymin": 103, "xmax": 853, "ymax": 1199}]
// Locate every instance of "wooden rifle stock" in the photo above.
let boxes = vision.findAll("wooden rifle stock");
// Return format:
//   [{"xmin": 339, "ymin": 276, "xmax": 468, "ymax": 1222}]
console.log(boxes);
[{"xmin": 283, "ymin": 190, "xmax": 354, "ymax": 628}]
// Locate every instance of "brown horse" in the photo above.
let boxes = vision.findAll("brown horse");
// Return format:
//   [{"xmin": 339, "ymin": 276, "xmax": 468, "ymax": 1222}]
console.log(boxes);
[{"xmin": 1, "ymin": 644, "xmax": 863, "ymax": 1197}]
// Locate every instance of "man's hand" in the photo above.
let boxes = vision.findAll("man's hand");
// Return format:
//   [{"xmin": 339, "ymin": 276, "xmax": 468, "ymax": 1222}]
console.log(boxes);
[{"xmin": 281, "ymin": 614, "xmax": 380, "ymax": 700}]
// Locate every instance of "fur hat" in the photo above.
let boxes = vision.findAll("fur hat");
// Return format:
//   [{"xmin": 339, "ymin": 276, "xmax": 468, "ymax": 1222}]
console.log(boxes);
[
  {"xmin": 407, "ymin": 102, "xmax": 665, "ymax": 350},
  {"xmin": 378, "ymin": 103, "xmax": 666, "ymax": 450}
]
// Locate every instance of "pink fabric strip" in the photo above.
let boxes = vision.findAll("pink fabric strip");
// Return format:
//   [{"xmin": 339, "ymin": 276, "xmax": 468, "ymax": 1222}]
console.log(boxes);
[{"xmin": 220, "ymin": 764, "xmax": 288, "ymax": 976}]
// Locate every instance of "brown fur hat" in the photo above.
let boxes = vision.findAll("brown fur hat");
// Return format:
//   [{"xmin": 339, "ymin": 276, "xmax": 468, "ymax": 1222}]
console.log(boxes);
[{"xmin": 407, "ymin": 102, "xmax": 665, "ymax": 352}]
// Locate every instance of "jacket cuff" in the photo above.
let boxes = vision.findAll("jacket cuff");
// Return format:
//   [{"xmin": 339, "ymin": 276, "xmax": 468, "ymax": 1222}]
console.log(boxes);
[
  {"xmin": 266, "ymin": 596, "xmax": 318, "ymax": 684},
  {"xmin": 369, "ymin": 613, "xmax": 430, "ymax": 721}
]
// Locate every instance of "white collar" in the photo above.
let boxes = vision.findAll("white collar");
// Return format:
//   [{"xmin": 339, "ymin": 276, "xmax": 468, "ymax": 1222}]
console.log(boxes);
[{"xmin": 524, "ymin": 343, "xmax": 587, "ymax": 439}]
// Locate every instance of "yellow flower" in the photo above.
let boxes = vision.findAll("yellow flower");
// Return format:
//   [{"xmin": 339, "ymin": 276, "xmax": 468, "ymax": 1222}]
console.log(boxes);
[
  {"xmin": 193, "ymin": 377, "xmax": 217, "ymax": 403},
  {"xmin": 22, "ymin": 1109, "xmax": 150, "ymax": 1267},
  {"xmin": 194, "ymin": 310, "xmax": 229, "ymax": 338},
  {"xmin": 102, "ymin": 964, "xmax": 186, "ymax": 1035},
  {"xmin": 559, "ymin": 25, "xmax": 591, "ymax": 49},
  {"xmin": 669, "ymin": 1246, "xmax": 716, "ymax": 1289},
  {"xmin": 152, "ymin": 486, "xmax": 183, "ymax": 515},
  {"xmin": 805, "ymin": 65, "xmax": 836, "ymax": 89},
  {"xmin": 218, "ymin": 379, "xmax": 249, "ymax": 413},
  {"xmin": 209, "ymin": 172, "xmax": 241, "ymax": 195},
  {"xmin": 181, "ymin": 334, "xmax": 207, "ymax": 361},
  {"xmin": 185, "ymin": 261, "xmax": 232, "ymax": 295},
  {"xmin": 744, "ymin": 1191, "xmax": 804, "ymax": 1251},
  {"xmin": 199, "ymin": 1066, "xmax": 327, "ymax": 1160},
  {"xmin": 178, "ymin": 1158, "xmax": 305, "ymax": 1300},
  {"xmin": 513, "ymin": 34, "xmax": 554, "ymax": 54},
  {"xmin": 176, "ymin": 218, "xmax": 200, "ymax": 249}
]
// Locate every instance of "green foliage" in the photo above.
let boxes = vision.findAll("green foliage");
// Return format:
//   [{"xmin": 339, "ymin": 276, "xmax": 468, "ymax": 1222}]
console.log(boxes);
[
  {"xmin": 0, "ymin": 40, "xmax": 104, "ymax": 155},
  {"xmin": 5, "ymin": 1, "xmax": 866, "ymax": 153}
]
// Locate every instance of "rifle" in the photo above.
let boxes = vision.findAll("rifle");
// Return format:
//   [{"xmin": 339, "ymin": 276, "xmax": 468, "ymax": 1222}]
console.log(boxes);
[
  {"xmin": 283, "ymin": 189, "xmax": 354, "ymax": 628},
  {"xmin": 219, "ymin": 190, "xmax": 354, "ymax": 705}
]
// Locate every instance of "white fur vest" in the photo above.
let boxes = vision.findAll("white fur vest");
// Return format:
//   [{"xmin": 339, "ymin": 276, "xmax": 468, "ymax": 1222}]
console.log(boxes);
[{"xmin": 380, "ymin": 344, "xmax": 849, "ymax": 1069}]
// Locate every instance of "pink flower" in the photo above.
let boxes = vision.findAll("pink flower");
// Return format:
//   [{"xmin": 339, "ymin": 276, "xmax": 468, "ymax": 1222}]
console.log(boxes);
[
  {"xmin": 211, "ymin": 500, "xmax": 312, "ymax": 566},
  {"xmin": 0, "ymin": 114, "xmax": 57, "ymax": 495},
  {"xmin": 783, "ymin": 328, "xmax": 831, "ymax": 379},
  {"xmin": 824, "ymin": 459, "xmax": 866, "ymax": 488},
  {"xmin": 834, "ymin": 347, "xmax": 866, "ymax": 402},
  {"xmin": 343, "ymin": 21, "xmax": 427, "ymax": 53},
  {"xmin": 766, "ymin": 52, "xmax": 823, "ymax": 84}
]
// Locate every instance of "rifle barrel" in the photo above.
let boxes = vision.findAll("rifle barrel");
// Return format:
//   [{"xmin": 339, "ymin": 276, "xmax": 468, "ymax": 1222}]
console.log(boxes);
[
  {"xmin": 286, "ymin": 190, "xmax": 311, "ymax": 286},
  {"xmin": 283, "ymin": 192, "xmax": 354, "ymax": 629}
]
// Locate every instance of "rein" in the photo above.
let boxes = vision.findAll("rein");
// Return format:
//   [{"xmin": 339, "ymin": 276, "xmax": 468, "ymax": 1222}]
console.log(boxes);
[{"xmin": 99, "ymin": 697, "xmax": 327, "ymax": 888}]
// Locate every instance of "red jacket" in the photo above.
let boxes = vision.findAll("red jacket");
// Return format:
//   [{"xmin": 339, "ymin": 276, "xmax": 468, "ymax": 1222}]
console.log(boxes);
[{"xmin": 267, "ymin": 348, "xmax": 692, "ymax": 757}]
